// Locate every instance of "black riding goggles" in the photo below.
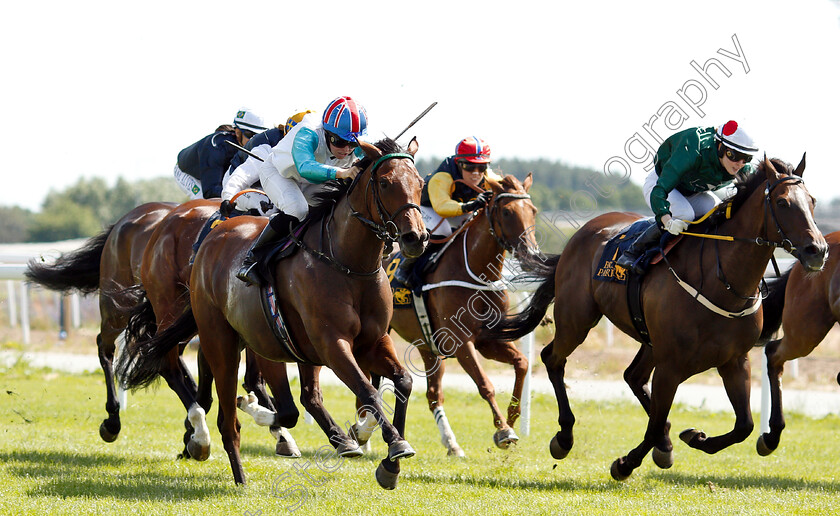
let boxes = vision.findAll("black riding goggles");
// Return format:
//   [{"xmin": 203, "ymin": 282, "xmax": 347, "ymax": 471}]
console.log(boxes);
[
  {"xmin": 460, "ymin": 162, "xmax": 488, "ymax": 173},
  {"xmin": 725, "ymin": 148, "xmax": 753, "ymax": 164},
  {"xmin": 326, "ymin": 132, "xmax": 358, "ymax": 149}
]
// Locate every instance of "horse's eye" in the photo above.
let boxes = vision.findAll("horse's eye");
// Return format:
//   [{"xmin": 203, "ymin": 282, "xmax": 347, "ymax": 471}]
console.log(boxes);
[
  {"xmin": 502, "ymin": 208, "xmax": 511, "ymax": 218},
  {"xmin": 776, "ymin": 197, "xmax": 790, "ymax": 208},
  {"xmin": 379, "ymin": 179, "xmax": 389, "ymax": 189}
]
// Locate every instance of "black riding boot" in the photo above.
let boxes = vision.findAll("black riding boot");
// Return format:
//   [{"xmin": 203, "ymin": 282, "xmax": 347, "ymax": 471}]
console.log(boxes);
[
  {"xmin": 615, "ymin": 224, "xmax": 663, "ymax": 275},
  {"xmin": 393, "ymin": 254, "xmax": 419, "ymax": 290},
  {"xmin": 236, "ymin": 213, "xmax": 298, "ymax": 286}
]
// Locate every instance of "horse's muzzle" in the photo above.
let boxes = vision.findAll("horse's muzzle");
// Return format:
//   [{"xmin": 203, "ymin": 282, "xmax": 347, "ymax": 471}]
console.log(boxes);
[
  {"xmin": 799, "ymin": 241, "xmax": 828, "ymax": 272},
  {"xmin": 399, "ymin": 230, "xmax": 428, "ymax": 258}
]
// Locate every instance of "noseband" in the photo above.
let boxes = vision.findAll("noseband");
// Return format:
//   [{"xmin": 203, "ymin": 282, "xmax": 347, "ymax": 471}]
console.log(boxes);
[{"xmin": 348, "ymin": 152, "xmax": 422, "ymax": 242}]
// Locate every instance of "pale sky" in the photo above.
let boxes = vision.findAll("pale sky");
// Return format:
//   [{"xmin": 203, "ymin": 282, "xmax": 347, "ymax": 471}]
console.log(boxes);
[{"xmin": 2, "ymin": 0, "xmax": 839, "ymax": 212}]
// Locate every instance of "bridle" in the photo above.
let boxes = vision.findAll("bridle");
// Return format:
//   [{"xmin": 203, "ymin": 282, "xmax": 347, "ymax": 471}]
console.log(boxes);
[
  {"xmin": 485, "ymin": 191, "xmax": 533, "ymax": 253},
  {"xmin": 292, "ymin": 152, "xmax": 422, "ymax": 277},
  {"xmin": 348, "ymin": 152, "xmax": 422, "ymax": 243}
]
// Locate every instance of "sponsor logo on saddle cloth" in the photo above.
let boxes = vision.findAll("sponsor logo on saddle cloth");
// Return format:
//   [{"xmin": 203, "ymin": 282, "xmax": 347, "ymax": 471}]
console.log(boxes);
[
  {"xmin": 594, "ymin": 219, "xmax": 655, "ymax": 285},
  {"xmin": 385, "ymin": 258, "xmax": 413, "ymax": 307}
]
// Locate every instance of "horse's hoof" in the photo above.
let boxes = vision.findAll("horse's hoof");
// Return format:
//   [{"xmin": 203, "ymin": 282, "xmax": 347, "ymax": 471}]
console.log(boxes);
[
  {"xmin": 756, "ymin": 434, "xmax": 777, "ymax": 457},
  {"xmin": 549, "ymin": 434, "xmax": 570, "ymax": 460},
  {"xmin": 187, "ymin": 439, "xmax": 210, "ymax": 461},
  {"xmin": 679, "ymin": 428, "xmax": 705, "ymax": 447},
  {"xmin": 610, "ymin": 458, "xmax": 631, "ymax": 481},
  {"xmin": 447, "ymin": 445, "xmax": 466, "ymax": 458},
  {"xmin": 99, "ymin": 421, "xmax": 119, "ymax": 443},
  {"xmin": 336, "ymin": 441, "xmax": 363, "ymax": 458},
  {"xmin": 375, "ymin": 461, "xmax": 399, "ymax": 490},
  {"xmin": 276, "ymin": 441, "xmax": 301, "ymax": 458},
  {"xmin": 388, "ymin": 440, "xmax": 416, "ymax": 461},
  {"xmin": 652, "ymin": 446, "xmax": 674, "ymax": 469},
  {"xmin": 348, "ymin": 423, "xmax": 370, "ymax": 447},
  {"xmin": 493, "ymin": 428, "xmax": 519, "ymax": 449}
]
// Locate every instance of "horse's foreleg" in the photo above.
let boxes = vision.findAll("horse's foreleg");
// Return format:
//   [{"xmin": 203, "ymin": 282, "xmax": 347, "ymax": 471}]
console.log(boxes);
[
  {"xmin": 757, "ymin": 338, "xmax": 786, "ymax": 455},
  {"xmin": 418, "ymin": 347, "xmax": 462, "ymax": 456},
  {"xmin": 612, "ymin": 369, "xmax": 679, "ymax": 480},
  {"xmin": 681, "ymin": 353, "xmax": 754, "ymax": 454}
]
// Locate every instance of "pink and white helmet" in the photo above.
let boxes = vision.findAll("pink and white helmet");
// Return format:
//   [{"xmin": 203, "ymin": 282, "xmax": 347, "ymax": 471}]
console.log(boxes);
[{"xmin": 714, "ymin": 120, "xmax": 758, "ymax": 154}]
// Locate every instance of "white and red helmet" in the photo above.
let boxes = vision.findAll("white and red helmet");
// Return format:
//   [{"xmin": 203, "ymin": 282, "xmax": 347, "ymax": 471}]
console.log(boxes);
[
  {"xmin": 454, "ymin": 136, "xmax": 491, "ymax": 164},
  {"xmin": 714, "ymin": 120, "xmax": 758, "ymax": 154}
]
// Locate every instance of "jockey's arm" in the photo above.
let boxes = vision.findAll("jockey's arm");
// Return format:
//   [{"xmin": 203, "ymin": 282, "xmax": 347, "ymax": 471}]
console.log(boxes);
[
  {"xmin": 292, "ymin": 127, "xmax": 339, "ymax": 183},
  {"xmin": 427, "ymin": 172, "xmax": 465, "ymax": 217},
  {"xmin": 649, "ymin": 150, "xmax": 697, "ymax": 223}
]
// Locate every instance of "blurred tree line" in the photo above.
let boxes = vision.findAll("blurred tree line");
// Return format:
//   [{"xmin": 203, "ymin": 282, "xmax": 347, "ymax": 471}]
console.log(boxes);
[
  {"xmin": 0, "ymin": 157, "xmax": 646, "ymax": 243},
  {"xmin": 0, "ymin": 177, "xmax": 187, "ymax": 243},
  {"xmin": 415, "ymin": 156, "xmax": 647, "ymax": 212}
]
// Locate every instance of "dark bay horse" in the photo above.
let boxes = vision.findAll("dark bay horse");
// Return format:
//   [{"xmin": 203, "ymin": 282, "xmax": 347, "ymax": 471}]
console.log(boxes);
[
  {"xmin": 482, "ymin": 156, "xmax": 827, "ymax": 480},
  {"xmin": 118, "ymin": 198, "xmax": 301, "ymax": 459},
  {"xmin": 756, "ymin": 230, "xmax": 840, "ymax": 455},
  {"xmin": 119, "ymin": 137, "xmax": 428, "ymax": 488},
  {"xmin": 383, "ymin": 173, "xmax": 537, "ymax": 456},
  {"xmin": 25, "ymin": 201, "xmax": 176, "ymax": 442}
]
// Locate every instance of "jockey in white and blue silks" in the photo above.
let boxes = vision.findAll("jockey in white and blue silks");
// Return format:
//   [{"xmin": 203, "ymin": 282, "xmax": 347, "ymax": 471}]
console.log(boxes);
[{"xmin": 236, "ymin": 96, "xmax": 368, "ymax": 285}]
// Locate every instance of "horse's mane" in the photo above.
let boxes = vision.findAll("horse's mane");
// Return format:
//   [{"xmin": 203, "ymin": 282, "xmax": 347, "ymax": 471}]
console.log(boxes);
[
  {"xmin": 305, "ymin": 137, "xmax": 406, "ymax": 223},
  {"xmin": 698, "ymin": 158, "xmax": 793, "ymax": 230}
]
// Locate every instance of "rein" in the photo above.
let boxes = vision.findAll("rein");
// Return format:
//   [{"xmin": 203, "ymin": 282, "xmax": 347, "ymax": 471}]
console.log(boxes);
[
  {"xmin": 293, "ymin": 152, "xmax": 420, "ymax": 277},
  {"xmin": 663, "ymin": 175, "xmax": 805, "ymax": 318}
]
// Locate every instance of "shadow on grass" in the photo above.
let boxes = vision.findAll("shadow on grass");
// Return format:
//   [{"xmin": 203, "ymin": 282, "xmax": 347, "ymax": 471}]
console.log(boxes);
[
  {"xmin": 650, "ymin": 471, "xmax": 840, "ymax": 492},
  {"xmin": 0, "ymin": 449, "xmax": 236, "ymax": 500},
  {"xmin": 407, "ymin": 470, "xmax": 627, "ymax": 493}
]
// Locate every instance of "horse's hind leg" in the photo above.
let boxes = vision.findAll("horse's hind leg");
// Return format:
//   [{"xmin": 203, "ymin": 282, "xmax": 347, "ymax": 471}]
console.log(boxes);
[
  {"xmin": 246, "ymin": 353, "xmax": 301, "ymax": 458},
  {"xmin": 681, "ymin": 353, "xmax": 754, "ymax": 454},
  {"xmin": 452, "ymin": 339, "xmax": 518, "ymax": 450},
  {"xmin": 298, "ymin": 364, "xmax": 362, "ymax": 457},
  {"xmin": 97, "ymin": 328, "xmax": 122, "ymax": 442},
  {"xmin": 612, "ymin": 368, "xmax": 679, "ymax": 480},
  {"xmin": 418, "ymin": 347, "xmax": 463, "ymax": 457}
]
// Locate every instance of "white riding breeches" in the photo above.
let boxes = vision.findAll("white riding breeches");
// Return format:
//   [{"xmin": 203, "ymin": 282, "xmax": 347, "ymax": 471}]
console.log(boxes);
[
  {"xmin": 173, "ymin": 164, "xmax": 203, "ymax": 199},
  {"xmin": 420, "ymin": 205, "xmax": 468, "ymax": 238},
  {"xmin": 259, "ymin": 167, "xmax": 326, "ymax": 220},
  {"xmin": 643, "ymin": 170, "xmax": 723, "ymax": 222}
]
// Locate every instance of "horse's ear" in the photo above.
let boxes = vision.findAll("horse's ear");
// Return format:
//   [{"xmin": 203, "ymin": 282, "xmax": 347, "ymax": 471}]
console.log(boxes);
[
  {"xmin": 359, "ymin": 140, "xmax": 382, "ymax": 160},
  {"xmin": 523, "ymin": 172, "xmax": 533, "ymax": 192},
  {"xmin": 793, "ymin": 152, "xmax": 806, "ymax": 177},
  {"xmin": 486, "ymin": 177, "xmax": 504, "ymax": 194},
  {"xmin": 763, "ymin": 153, "xmax": 781, "ymax": 181},
  {"xmin": 407, "ymin": 137, "xmax": 419, "ymax": 157}
]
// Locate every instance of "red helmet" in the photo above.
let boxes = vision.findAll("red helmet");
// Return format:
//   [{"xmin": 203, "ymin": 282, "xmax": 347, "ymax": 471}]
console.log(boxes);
[{"xmin": 454, "ymin": 136, "xmax": 491, "ymax": 164}]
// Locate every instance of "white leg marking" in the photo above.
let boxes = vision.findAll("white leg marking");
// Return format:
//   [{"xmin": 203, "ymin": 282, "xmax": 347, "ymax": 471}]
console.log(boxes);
[{"xmin": 188, "ymin": 403, "xmax": 211, "ymax": 447}]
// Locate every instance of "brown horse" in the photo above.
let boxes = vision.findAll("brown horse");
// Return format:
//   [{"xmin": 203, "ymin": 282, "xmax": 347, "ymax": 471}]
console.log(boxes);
[
  {"xmin": 383, "ymin": 173, "xmax": 537, "ymax": 456},
  {"xmin": 25, "ymin": 202, "xmax": 176, "ymax": 442},
  {"xmin": 118, "ymin": 198, "xmax": 301, "ymax": 459},
  {"xmin": 119, "ymin": 137, "xmax": 428, "ymax": 488},
  {"xmin": 755, "ymin": 230, "xmax": 840, "ymax": 455},
  {"xmin": 482, "ymin": 156, "xmax": 827, "ymax": 480}
]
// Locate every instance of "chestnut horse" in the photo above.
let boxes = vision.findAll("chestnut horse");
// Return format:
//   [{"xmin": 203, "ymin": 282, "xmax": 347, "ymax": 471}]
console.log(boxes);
[
  {"xmin": 25, "ymin": 202, "xmax": 175, "ymax": 442},
  {"xmin": 384, "ymin": 173, "xmax": 537, "ymax": 456},
  {"xmin": 118, "ymin": 198, "xmax": 301, "ymax": 459},
  {"xmin": 119, "ymin": 137, "xmax": 428, "ymax": 488},
  {"xmin": 755, "ymin": 230, "xmax": 840, "ymax": 455},
  {"xmin": 483, "ymin": 156, "xmax": 827, "ymax": 480}
]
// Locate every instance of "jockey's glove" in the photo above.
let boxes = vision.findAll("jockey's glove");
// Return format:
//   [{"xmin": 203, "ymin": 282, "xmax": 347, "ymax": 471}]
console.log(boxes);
[
  {"xmin": 461, "ymin": 190, "xmax": 492, "ymax": 212},
  {"xmin": 219, "ymin": 199, "xmax": 234, "ymax": 218},
  {"xmin": 664, "ymin": 218, "xmax": 689, "ymax": 235}
]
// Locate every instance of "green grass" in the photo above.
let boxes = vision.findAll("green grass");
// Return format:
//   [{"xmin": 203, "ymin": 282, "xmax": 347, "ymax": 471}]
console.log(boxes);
[{"xmin": 1, "ymin": 359, "xmax": 839, "ymax": 515}]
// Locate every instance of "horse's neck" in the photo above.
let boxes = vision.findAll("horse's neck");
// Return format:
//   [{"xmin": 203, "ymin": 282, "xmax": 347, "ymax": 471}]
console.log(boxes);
[
  {"xmin": 318, "ymin": 197, "xmax": 384, "ymax": 273},
  {"xmin": 462, "ymin": 213, "xmax": 506, "ymax": 282},
  {"xmin": 709, "ymin": 185, "xmax": 775, "ymax": 294}
]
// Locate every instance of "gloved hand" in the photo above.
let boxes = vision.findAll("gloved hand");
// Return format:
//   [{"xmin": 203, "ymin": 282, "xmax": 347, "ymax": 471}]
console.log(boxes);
[
  {"xmin": 461, "ymin": 191, "xmax": 492, "ymax": 212},
  {"xmin": 336, "ymin": 164, "xmax": 363, "ymax": 180},
  {"xmin": 219, "ymin": 199, "xmax": 234, "ymax": 218},
  {"xmin": 663, "ymin": 217, "xmax": 689, "ymax": 235}
]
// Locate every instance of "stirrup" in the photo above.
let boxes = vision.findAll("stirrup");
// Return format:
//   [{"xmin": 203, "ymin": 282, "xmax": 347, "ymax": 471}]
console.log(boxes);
[{"xmin": 236, "ymin": 261, "xmax": 260, "ymax": 286}]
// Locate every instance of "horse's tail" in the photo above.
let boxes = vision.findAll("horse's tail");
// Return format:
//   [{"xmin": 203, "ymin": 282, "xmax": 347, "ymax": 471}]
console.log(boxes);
[
  {"xmin": 24, "ymin": 226, "xmax": 113, "ymax": 294},
  {"xmin": 117, "ymin": 303, "xmax": 197, "ymax": 390},
  {"xmin": 758, "ymin": 267, "xmax": 792, "ymax": 344},
  {"xmin": 481, "ymin": 252, "xmax": 560, "ymax": 342}
]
